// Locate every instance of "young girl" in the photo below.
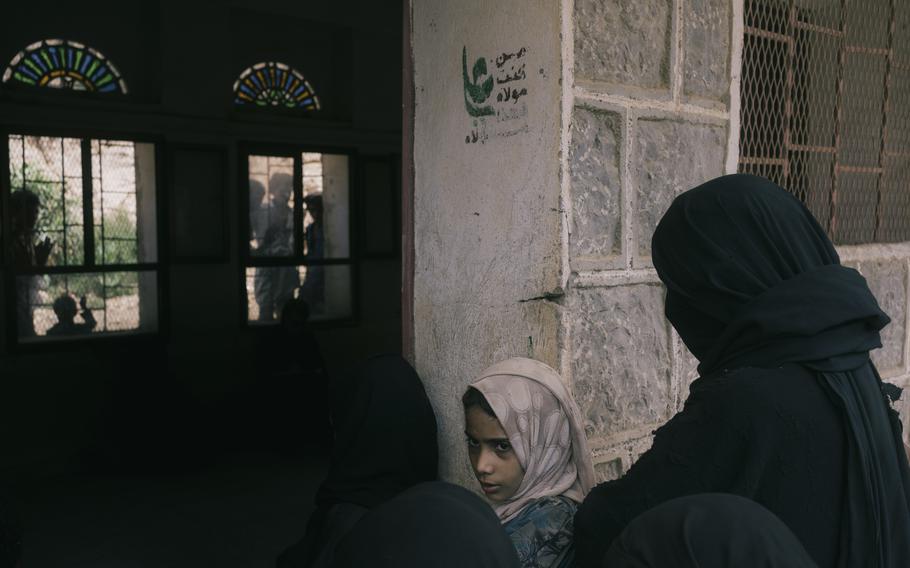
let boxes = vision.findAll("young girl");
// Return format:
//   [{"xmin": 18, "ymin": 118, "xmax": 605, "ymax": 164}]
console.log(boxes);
[{"xmin": 463, "ymin": 357, "xmax": 595, "ymax": 568}]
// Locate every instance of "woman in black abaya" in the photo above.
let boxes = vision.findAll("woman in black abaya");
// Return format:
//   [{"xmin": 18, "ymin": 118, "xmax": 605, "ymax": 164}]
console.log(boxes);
[
  {"xmin": 277, "ymin": 354, "xmax": 438, "ymax": 568},
  {"xmin": 574, "ymin": 174, "xmax": 910, "ymax": 568}
]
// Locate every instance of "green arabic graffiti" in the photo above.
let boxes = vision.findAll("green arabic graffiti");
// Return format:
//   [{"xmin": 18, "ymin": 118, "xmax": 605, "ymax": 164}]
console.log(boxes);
[{"xmin": 462, "ymin": 46, "xmax": 495, "ymax": 117}]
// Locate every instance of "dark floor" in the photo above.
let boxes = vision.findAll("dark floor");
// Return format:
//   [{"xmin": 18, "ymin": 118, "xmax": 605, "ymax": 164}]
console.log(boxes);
[{"xmin": 15, "ymin": 452, "xmax": 328, "ymax": 567}]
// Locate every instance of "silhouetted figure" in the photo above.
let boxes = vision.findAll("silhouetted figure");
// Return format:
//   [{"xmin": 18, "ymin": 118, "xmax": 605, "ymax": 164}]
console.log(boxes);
[
  {"xmin": 276, "ymin": 355, "xmax": 437, "ymax": 568},
  {"xmin": 254, "ymin": 173, "xmax": 298, "ymax": 321},
  {"xmin": 259, "ymin": 297, "xmax": 330, "ymax": 455},
  {"xmin": 249, "ymin": 179, "xmax": 268, "ymax": 252},
  {"xmin": 46, "ymin": 294, "xmax": 97, "ymax": 336},
  {"xmin": 280, "ymin": 297, "xmax": 326, "ymax": 382},
  {"xmin": 10, "ymin": 189, "xmax": 52, "ymax": 269},
  {"xmin": 299, "ymin": 193, "xmax": 325, "ymax": 314},
  {"xmin": 10, "ymin": 189, "xmax": 53, "ymax": 337}
]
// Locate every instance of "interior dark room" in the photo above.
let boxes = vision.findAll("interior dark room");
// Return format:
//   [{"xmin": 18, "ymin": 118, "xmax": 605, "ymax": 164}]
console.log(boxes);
[{"xmin": 0, "ymin": 1, "xmax": 403, "ymax": 565}]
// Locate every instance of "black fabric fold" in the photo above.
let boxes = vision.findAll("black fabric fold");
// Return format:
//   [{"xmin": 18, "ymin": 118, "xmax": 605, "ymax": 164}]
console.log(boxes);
[
  {"xmin": 315, "ymin": 354, "xmax": 438, "ymax": 510},
  {"xmin": 698, "ymin": 263, "xmax": 889, "ymax": 376},
  {"xmin": 278, "ymin": 354, "xmax": 438, "ymax": 568},
  {"xmin": 603, "ymin": 493, "xmax": 818, "ymax": 567},
  {"xmin": 332, "ymin": 481, "xmax": 520, "ymax": 568}
]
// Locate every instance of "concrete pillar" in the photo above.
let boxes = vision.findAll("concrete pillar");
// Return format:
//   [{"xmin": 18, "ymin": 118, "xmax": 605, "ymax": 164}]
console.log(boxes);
[{"xmin": 411, "ymin": 1, "xmax": 564, "ymax": 483}]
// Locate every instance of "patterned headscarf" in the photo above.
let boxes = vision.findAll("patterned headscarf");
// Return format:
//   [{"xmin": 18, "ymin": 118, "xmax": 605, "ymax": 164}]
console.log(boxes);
[{"xmin": 470, "ymin": 357, "xmax": 595, "ymax": 522}]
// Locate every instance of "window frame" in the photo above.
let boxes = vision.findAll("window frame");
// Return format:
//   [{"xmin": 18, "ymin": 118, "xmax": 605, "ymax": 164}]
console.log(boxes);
[
  {"xmin": 0, "ymin": 40, "xmax": 138, "ymax": 105},
  {"xmin": 0, "ymin": 126, "xmax": 168, "ymax": 349},
  {"xmin": 238, "ymin": 141, "xmax": 359, "ymax": 328}
]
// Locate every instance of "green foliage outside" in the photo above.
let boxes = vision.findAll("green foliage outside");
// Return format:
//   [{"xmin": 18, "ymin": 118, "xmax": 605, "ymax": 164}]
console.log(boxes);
[{"xmin": 10, "ymin": 163, "xmax": 139, "ymax": 300}]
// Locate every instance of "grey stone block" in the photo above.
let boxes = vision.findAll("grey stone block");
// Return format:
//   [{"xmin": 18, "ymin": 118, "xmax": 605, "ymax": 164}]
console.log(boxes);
[
  {"xmin": 570, "ymin": 106, "xmax": 623, "ymax": 263},
  {"xmin": 571, "ymin": 284, "xmax": 672, "ymax": 438},
  {"xmin": 683, "ymin": 0, "xmax": 730, "ymax": 101},
  {"xmin": 864, "ymin": 260, "xmax": 908, "ymax": 374},
  {"xmin": 575, "ymin": 0, "xmax": 671, "ymax": 89},
  {"xmin": 594, "ymin": 457, "xmax": 624, "ymax": 482},
  {"xmin": 634, "ymin": 118, "xmax": 726, "ymax": 260}
]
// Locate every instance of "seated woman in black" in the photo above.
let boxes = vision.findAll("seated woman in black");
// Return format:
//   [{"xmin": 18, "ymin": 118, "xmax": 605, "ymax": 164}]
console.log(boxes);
[
  {"xmin": 603, "ymin": 493, "xmax": 817, "ymax": 568},
  {"xmin": 276, "ymin": 354, "xmax": 438, "ymax": 568},
  {"xmin": 574, "ymin": 174, "xmax": 910, "ymax": 568},
  {"xmin": 333, "ymin": 481, "xmax": 520, "ymax": 568}
]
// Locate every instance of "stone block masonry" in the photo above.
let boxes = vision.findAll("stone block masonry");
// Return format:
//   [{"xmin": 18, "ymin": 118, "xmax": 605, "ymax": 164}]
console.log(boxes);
[
  {"xmin": 574, "ymin": 0, "xmax": 672, "ymax": 91},
  {"xmin": 682, "ymin": 0, "xmax": 732, "ymax": 103},
  {"xmin": 571, "ymin": 283, "xmax": 672, "ymax": 438},
  {"xmin": 563, "ymin": 0, "xmax": 734, "ymax": 478},
  {"xmin": 570, "ymin": 106, "xmax": 623, "ymax": 268},
  {"xmin": 634, "ymin": 117, "xmax": 727, "ymax": 262}
]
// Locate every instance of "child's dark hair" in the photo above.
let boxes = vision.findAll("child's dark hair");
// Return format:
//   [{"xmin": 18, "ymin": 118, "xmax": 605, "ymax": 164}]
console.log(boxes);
[{"xmin": 462, "ymin": 387, "xmax": 496, "ymax": 417}]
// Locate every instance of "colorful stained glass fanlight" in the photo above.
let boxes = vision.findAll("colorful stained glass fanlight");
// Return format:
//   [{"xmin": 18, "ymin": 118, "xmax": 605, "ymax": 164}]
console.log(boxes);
[
  {"xmin": 233, "ymin": 61, "xmax": 320, "ymax": 110},
  {"xmin": 2, "ymin": 39, "xmax": 127, "ymax": 93}
]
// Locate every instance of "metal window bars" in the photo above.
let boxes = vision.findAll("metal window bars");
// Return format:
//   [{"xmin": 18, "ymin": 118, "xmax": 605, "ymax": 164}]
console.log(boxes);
[{"xmin": 739, "ymin": 0, "xmax": 910, "ymax": 244}]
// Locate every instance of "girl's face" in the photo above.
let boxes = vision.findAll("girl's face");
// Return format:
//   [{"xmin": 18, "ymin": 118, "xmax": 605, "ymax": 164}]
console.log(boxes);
[{"xmin": 465, "ymin": 406, "xmax": 524, "ymax": 502}]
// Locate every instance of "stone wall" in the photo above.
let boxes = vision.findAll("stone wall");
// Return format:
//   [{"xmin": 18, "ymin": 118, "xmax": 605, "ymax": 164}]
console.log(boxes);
[{"xmin": 562, "ymin": 0, "xmax": 733, "ymax": 481}]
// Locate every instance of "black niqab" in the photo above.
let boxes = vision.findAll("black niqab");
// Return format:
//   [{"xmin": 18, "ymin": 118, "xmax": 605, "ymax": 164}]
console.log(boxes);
[
  {"xmin": 332, "ymin": 481, "xmax": 520, "ymax": 568},
  {"xmin": 651, "ymin": 174, "xmax": 910, "ymax": 568},
  {"xmin": 603, "ymin": 493, "xmax": 818, "ymax": 567}
]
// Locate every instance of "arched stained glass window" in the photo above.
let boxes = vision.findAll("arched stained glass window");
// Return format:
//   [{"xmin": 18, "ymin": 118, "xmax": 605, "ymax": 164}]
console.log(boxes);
[
  {"xmin": 233, "ymin": 62, "xmax": 320, "ymax": 110},
  {"xmin": 2, "ymin": 39, "xmax": 127, "ymax": 93}
]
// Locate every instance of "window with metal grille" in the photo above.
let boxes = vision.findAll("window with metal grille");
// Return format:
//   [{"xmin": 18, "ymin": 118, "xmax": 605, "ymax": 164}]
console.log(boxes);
[
  {"xmin": 243, "ymin": 148, "xmax": 353, "ymax": 324},
  {"xmin": 2, "ymin": 134, "xmax": 159, "ymax": 342},
  {"xmin": 739, "ymin": 0, "xmax": 910, "ymax": 244}
]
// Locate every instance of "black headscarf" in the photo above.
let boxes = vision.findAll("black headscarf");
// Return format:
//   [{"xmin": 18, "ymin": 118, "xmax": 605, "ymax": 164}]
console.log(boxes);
[
  {"xmin": 603, "ymin": 493, "xmax": 818, "ymax": 567},
  {"xmin": 651, "ymin": 174, "xmax": 910, "ymax": 568},
  {"xmin": 316, "ymin": 354, "xmax": 438, "ymax": 508},
  {"xmin": 279, "ymin": 354, "xmax": 438, "ymax": 568},
  {"xmin": 332, "ymin": 481, "xmax": 520, "ymax": 568}
]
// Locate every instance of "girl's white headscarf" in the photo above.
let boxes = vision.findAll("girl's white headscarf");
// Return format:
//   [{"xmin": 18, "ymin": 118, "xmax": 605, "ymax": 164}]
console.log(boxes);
[{"xmin": 469, "ymin": 357, "xmax": 595, "ymax": 523}]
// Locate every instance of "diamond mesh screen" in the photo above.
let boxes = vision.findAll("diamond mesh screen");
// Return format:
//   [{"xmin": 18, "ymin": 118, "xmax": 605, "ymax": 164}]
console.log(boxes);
[{"xmin": 739, "ymin": 0, "xmax": 910, "ymax": 244}]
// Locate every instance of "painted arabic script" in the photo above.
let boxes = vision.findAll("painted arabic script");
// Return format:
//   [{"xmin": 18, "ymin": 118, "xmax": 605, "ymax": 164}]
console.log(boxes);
[{"xmin": 462, "ymin": 45, "xmax": 531, "ymax": 144}]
